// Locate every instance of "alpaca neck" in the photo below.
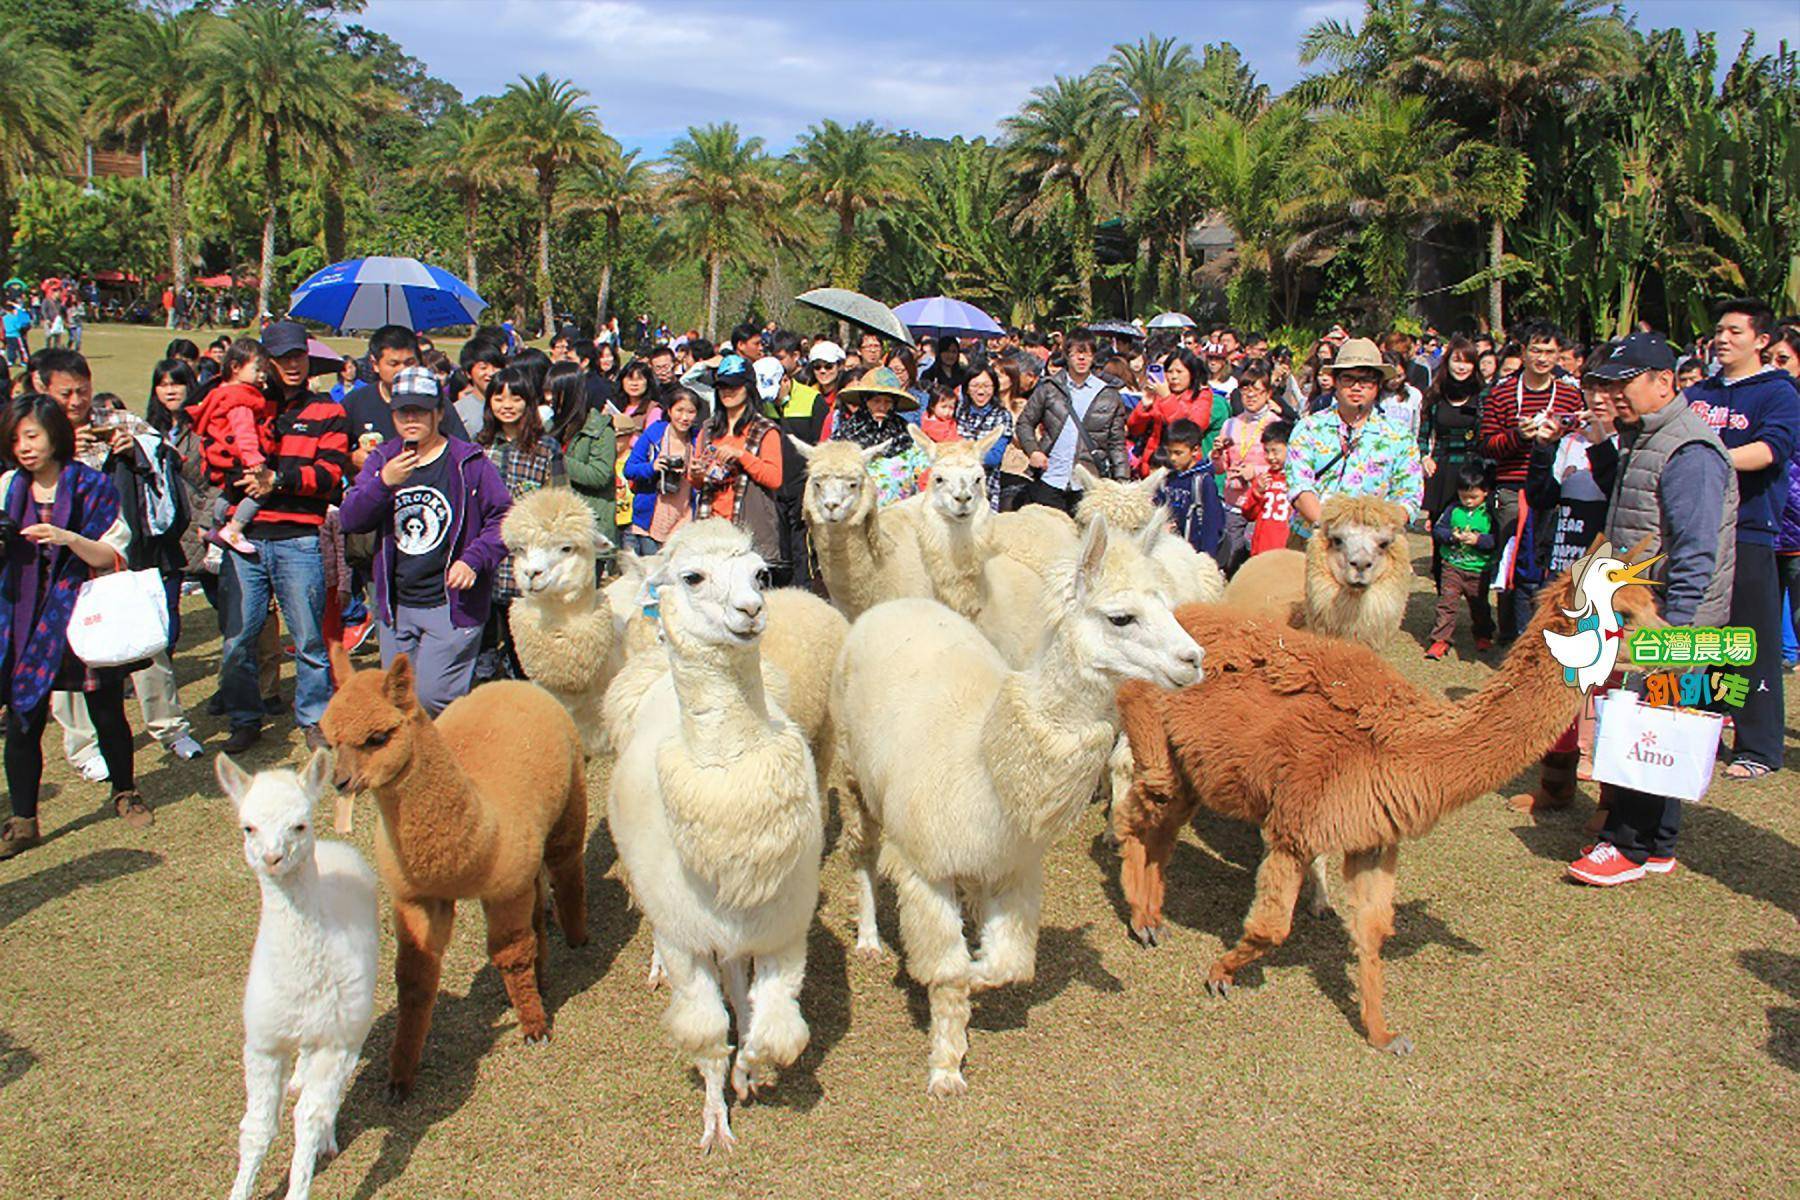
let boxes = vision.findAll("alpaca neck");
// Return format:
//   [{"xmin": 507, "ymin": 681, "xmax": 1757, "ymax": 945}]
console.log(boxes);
[
  {"xmin": 255, "ymin": 855, "xmax": 324, "ymax": 926},
  {"xmin": 917, "ymin": 506, "xmax": 986, "ymax": 620},
  {"xmin": 665, "ymin": 626, "xmax": 773, "ymax": 759},
  {"xmin": 983, "ymin": 622, "xmax": 1121, "ymax": 846},
  {"xmin": 811, "ymin": 500, "xmax": 886, "ymax": 616},
  {"xmin": 374, "ymin": 713, "xmax": 494, "ymax": 879}
]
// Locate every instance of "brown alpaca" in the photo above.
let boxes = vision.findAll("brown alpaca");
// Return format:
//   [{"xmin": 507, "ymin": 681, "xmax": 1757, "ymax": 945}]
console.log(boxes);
[
  {"xmin": 1112, "ymin": 571, "xmax": 1662, "ymax": 1054},
  {"xmin": 320, "ymin": 650, "xmax": 589, "ymax": 1100},
  {"xmin": 1221, "ymin": 495, "xmax": 1412, "ymax": 647}
]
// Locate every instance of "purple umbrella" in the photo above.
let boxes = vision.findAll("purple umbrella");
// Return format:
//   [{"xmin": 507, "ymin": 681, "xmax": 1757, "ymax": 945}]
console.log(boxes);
[{"xmin": 893, "ymin": 296, "xmax": 1005, "ymax": 340}]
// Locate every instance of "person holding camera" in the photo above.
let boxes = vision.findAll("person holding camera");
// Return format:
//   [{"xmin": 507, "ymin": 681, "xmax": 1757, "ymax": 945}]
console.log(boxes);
[
  {"xmin": 338, "ymin": 367, "xmax": 511, "ymax": 716},
  {"xmin": 621, "ymin": 387, "xmax": 701, "ymax": 555}
]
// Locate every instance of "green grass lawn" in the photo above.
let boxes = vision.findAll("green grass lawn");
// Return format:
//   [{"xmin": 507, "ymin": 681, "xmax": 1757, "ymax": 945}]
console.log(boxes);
[{"xmin": 0, "ymin": 326, "xmax": 1795, "ymax": 1197}]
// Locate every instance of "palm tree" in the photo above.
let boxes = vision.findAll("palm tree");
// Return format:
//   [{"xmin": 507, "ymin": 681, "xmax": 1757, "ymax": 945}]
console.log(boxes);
[
  {"xmin": 564, "ymin": 140, "xmax": 655, "ymax": 327},
  {"xmin": 1415, "ymin": 0, "xmax": 1636, "ymax": 329},
  {"xmin": 663, "ymin": 123, "xmax": 778, "ymax": 340},
  {"xmin": 185, "ymin": 4, "xmax": 356, "ymax": 319},
  {"xmin": 1108, "ymin": 36, "xmax": 1197, "ymax": 299},
  {"xmin": 1003, "ymin": 73, "xmax": 1116, "ymax": 319},
  {"xmin": 0, "ymin": 29, "xmax": 80, "ymax": 265},
  {"xmin": 415, "ymin": 107, "xmax": 504, "ymax": 293},
  {"xmin": 791, "ymin": 119, "xmax": 912, "ymax": 292},
  {"xmin": 1296, "ymin": 0, "xmax": 1440, "ymax": 108},
  {"xmin": 485, "ymin": 74, "xmax": 608, "ymax": 337},
  {"xmin": 89, "ymin": 7, "xmax": 202, "ymax": 328},
  {"xmin": 1180, "ymin": 104, "xmax": 1310, "ymax": 326}
]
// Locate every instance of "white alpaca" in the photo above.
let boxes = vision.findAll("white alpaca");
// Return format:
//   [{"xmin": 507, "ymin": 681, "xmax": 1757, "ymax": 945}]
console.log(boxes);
[
  {"xmin": 1071, "ymin": 466, "xmax": 1226, "ymax": 606},
  {"xmin": 220, "ymin": 749, "xmax": 378, "ymax": 1200},
  {"xmin": 831, "ymin": 519, "xmax": 1204, "ymax": 1096},
  {"xmin": 503, "ymin": 487, "xmax": 627, "ymax": 754},
  {"xmin": 608, "ymin": 520, "xmax": 822, "ymax": 1151},
  {"xmin": 793, "ymin": 436, "xmax": 931, "ymax": 619},
  {"xmin": 898, "ymin": 427, "xmax": 1007, "ymax": 623}
]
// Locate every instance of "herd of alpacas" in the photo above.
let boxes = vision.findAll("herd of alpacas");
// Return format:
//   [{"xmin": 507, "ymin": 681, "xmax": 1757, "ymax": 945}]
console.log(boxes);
[{"xmin": 219, "ymin": 427, "xmax": 1665, "ymax": 1193}]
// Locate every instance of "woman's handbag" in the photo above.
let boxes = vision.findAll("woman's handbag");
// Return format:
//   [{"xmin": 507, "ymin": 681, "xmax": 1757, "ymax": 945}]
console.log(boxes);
[
  {"xmin": 67, "ymin": 567, "xmax": 171, "ymax": 667},
  {"xmin": 1590, "ymin": 689, "xmax": 1724, "ymax": 803}
]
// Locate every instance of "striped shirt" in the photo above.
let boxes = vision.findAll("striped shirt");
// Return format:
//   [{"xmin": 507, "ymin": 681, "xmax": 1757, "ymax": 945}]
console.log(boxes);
[
  {"xmin": 245, "ymin": 388, "xmax": 350, "ymax": 539},
  {"xmin": 1478, "ymin": 372, "xmax": 1584, "ymax": 487}
]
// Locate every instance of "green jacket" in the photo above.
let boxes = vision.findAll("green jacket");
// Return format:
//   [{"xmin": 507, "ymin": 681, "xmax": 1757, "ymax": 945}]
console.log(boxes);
[{"xmin": 562, "ymin": 407, "xmax": 618, "ymax": 544}]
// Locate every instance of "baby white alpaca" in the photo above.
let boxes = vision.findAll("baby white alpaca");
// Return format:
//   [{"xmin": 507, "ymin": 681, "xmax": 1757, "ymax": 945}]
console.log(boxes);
[
  {"xmin": 832, "ymin": 519, "xmax": 1203, "ymax": 1096},
  {"xmin": 608, "ymin": 520, "xmax": 821, "ymax": 1152},
  {"xmin": 221, "ymin": 748, "xmax": 379, "ymax": 1200}
]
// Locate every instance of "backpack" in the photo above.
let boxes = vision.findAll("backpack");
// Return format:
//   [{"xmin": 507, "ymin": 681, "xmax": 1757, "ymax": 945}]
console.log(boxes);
[{"xmin": 133, "ymin": 433, "xmax": 182, "ymax": 537}]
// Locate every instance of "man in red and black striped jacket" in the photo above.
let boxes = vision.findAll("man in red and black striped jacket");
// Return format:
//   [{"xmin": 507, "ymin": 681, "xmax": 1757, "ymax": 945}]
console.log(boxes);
[
  {"xmin": 1478, "ymin": 321, "xmax": 1585, "ymax": 642},
  {"xmin": 217, "ymin": 321, "xmax": 350, "ymax": 755}
]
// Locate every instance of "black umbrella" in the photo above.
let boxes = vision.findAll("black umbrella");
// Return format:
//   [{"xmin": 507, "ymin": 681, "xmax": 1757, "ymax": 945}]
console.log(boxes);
[{"xmin": 794, "ymin": 287, "xmax": 915, "ymax": 347}]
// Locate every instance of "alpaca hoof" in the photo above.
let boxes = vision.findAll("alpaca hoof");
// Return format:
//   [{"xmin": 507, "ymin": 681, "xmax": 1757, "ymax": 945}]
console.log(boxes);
[
  {"xmin": 699, "ymin": 1108, "xmax": 737, "ymax": 1155},
  {"xmin": 1381, "ymin": 1035, "xmax": 1415, "ymax": 1057},
  {"xmin": 523, "ymin": 1029, "xmax": 551, "ymax": 1046},
  {"xmin": 1131, "ymin": 922, "xmax": 1164, "ymax": 948},
  {"xmin": 925, "ymin": 1067, "xmax": 967, "ymax": 1099},
  {"xmin": 1309, "ymin": 897, "xmax": 1334, "ymax": 918},
  {"xmin": 1102, "ymin": 828, "xmax": 1122, "ymax": 851},
  {"xmin": 566, "ymin": 933, "xmax": 590, "ymax": 949},
  {"xmin": 1204, "ymin": 977, "xmax": 1233, "ymax": 1000},
  {"xmin": 384, "ymin": 1080, "xmax": 412, "ymax": 1105},
  {"xmin": 647, "ymin": 948, "xmax": 668, "ymax": 989},
  {"xmin": 852, "ymin": 933, "xmax": 889, "ymax": 961}
]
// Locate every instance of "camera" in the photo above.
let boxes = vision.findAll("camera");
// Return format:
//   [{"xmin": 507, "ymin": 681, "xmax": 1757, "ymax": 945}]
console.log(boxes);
[
  {"xmin": 0, "ymin": 512, "xmax": 19, "ymax": 552},
  {"xmin": 657, "ymin": 454, "xmax": 686, "ymax": 496}
]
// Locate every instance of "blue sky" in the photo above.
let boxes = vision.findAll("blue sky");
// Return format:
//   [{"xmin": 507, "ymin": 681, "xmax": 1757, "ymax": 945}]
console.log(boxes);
[{"xmin": 362, "ymin": 0, "xmax": 1800, "ymax": 157}]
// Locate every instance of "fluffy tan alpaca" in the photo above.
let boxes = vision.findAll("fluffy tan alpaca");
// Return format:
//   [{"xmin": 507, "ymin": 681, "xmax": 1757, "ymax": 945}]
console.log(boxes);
[
  {"xmin": 503, "ymin": 486, "xmax": 625, "ymax": 754},
  {"xmin": 831, "ymin": 519, "xmax": 1204, "ymax": 1096},
  {"xmin": 1111, "ymin": 571, "xmax": 1663, "ymax": 1054},
  {"xmin": 608, "ymin": 520, "xmax": 821, "ymax": 1151},
  {"xmin": 321, "ymin": 649, "xmax": 588, "ymax": 1100},
  {"xmin": 793, "ymin": 436, "xmax": 931, "ymax": 619},
  {"xmin": 1221, "ymin": 495, "xmax": 1412, "ymax": 646}
]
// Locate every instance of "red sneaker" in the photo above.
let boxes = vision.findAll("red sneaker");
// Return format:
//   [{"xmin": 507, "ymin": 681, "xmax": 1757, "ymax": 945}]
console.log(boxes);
[
  {"xmin": 1644, "ymin": 855, "xmax": 1677, "ymax": 875},
  {"xmin": 1567, "ymin": 842, "xmax": 1646, "ymax": 886},
  {"xmin": 341, "ymin": 615, "xmax": 377, "ymax": 653},
  {"xmin": 1425, "ymin": 640, "xmax": 1449, "ymax": 660},
  {"xmin": 1474, "ymin": 637, "xmax": 1493, "ymax": 652}
]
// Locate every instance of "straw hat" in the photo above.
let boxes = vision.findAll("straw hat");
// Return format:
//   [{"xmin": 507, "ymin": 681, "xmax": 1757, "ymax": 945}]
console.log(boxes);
[
  {"xmin": 1329, "ymin": 336, "xmax": 1400, "ymax": 381},
  {"xmin": 841, "ymin": 366, "xmax": 920, "ymax": 412}
]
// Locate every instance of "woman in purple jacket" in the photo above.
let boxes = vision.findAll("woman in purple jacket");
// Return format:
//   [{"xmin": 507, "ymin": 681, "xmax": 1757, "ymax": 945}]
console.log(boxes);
[{"xmin": 338, "ymin": 368, "xmax": 511, "ymax": 715}]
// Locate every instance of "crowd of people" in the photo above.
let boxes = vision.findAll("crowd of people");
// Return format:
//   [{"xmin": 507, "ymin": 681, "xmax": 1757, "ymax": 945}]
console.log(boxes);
[{"xmin": 0, "ymin": 300, "xmax": 1794, "ymax": 886}]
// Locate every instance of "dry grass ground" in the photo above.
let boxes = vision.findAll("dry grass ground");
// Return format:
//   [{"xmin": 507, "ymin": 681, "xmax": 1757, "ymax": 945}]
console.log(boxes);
[{"xmin": 1, "ymin": 327, "xmax": 1796, "ymax": 1197}]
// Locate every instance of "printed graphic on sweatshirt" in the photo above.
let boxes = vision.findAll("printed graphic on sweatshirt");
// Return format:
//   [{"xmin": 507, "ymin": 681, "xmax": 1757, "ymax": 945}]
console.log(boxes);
[{"xmin": 393, "ymin": 484, "xmax": 451, "ymax": 556}]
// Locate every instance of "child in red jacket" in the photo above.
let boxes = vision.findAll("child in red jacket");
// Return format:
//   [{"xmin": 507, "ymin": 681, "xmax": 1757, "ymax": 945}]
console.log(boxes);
[
  {"xmin": 190, "ymin": 337, "xmax": 275, "ymax": 557},
  {"xmin": 920, "ymin": 388, "xmax": 958, "ymax": 443},
  {"xmin": 1242, "ymin": 420, "xmax": 1293, "ymax": 557}
]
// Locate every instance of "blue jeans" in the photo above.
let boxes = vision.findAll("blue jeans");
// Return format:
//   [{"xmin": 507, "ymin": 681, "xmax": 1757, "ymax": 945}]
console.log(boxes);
[
  {"xmin": 624, "ymin": 532, "xmax": 662, "ymax": 557},
  {"xmin": 219, "ymin": 535, "xmax": 331, "ymax": 729}
]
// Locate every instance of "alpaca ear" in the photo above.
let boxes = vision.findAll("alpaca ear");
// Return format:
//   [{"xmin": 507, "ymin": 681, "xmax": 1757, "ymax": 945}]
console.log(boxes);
[
  {"xmin": 383, "ymin": 654, "xmax": 419, "ymax": 713},
  {"xmin": 1139, "ymin": 467, "xmax": 1168, "ymax": 496},
  {"xmin": 907, "ymin": 425, "xmax": 937, "ymax": 455},
  {"xmin": 1075, "ymin": 515, "xmax": 1110, "ymax": 598},
  {"xmin": 974, "ymin": 427, "xmax": 1004, "ymax": 459},
  {"xmin": 328, "ymin": 637, "xmax": 353, "ymax": 691},
  {"xmin": 1073, "ymin": 464, "xmax": 1101, "ymax": 492},
  {"xmin": 1625, "ymin": 532, "xmax": 1655, "ymax": 561},
  {"xmin": 861, "ymin": 440, "xmax": 891, "ymax": 464},
  {"xmin": 1138, "ymin": 509, "xmax": 1167, "ymax": 555},
  {"xmin": 300, "ymin": 746, "xmax": 334, "ymax": 802},
  {"xmin": 786, "ymin": 432, "xmax": 817, "ymax": 461},
  {"xmin": 215, "ymin": 752, "xmax": 253, "ymax": 808}
]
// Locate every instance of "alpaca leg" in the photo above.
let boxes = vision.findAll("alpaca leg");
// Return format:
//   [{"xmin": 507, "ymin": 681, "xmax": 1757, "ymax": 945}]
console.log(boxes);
[
  {"xmin": 722, "ymin": 957, "xmax": 754, "ymax": 1101},
  {"xmin": 741, "ymin": 938, "xmax": 810, "ymax": 1093},
  {"xmin": 1102, "ymin": 733, "xmax": 1133, "ymax": 848},
  {"xmin": 284, "ymin": 1045, "xmax": 356, "ymax": 1200},
  {"xmin": 1206, "ymin": 846, "xmax": 1305, "ymax": 997},
  {"xmin": 229, "ymin": 1046, "xmax": 287, "ymax": 1200},
  {"xmin": 658, "ymin": 939, "xmax": 734, "ymax": 1153},
  {"xmin": 969, "ymin": 867, "xmax": 1043, "ymax": 991},
  {"xmin": 1120, "ymin": 798, "xmax": 1181, "ymax": 947},
  {"xmin": 546, "ymin": 758, "xmax": 590, "ymax": 946},
  {"xmin": 388, "ymin": 897, "xmax": 454, "ymax": 1102},
  {"xmin": 484, "ymin": 890, "xmax": 550, "ymax": 1043},
  {"xmin": 1345, "ymin": 845, "xmax": 1409, "ymax": 1055},
  {"xmin": 842, "ymin": 777, "xmax": 887, "ymax": 959},
  {"xmin": 1306, "ymin": 855, "xmax": 1334, "ymax": 917},
  {"xmin": 893, "ymin": 864, "xmax": 971, "ymax": 1097},
  {"xmin": 532, "ymin": 873, "xmax": 550, "ymax": 995},
  {"xmin": 647, "ymin": 945, "xmax": 667, "ymax": 990}
]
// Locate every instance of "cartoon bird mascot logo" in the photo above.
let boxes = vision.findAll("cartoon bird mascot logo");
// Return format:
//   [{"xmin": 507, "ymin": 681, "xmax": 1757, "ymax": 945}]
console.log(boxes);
[{"xmin": 1542, "ymin": 541, "xmax": 1662, "ymax": 693}]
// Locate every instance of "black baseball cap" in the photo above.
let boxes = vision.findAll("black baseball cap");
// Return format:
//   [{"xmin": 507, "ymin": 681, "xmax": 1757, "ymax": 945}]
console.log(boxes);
[
  {"xmin": 1587, "ymin": 332, "xmax": 1678, "ymax": 380},
  {"xmin": 260, "ymin": 320, "xmax": 309, "ymax": 358}
]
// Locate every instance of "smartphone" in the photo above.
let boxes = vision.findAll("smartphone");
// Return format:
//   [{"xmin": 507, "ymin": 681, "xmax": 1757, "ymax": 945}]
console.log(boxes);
[
  {"xmin": 1146, "ymin": 362, "xmax": 1166, "ymax": 386},
  {"xmin": 402, "ymin": 438, "xmax": 419, "ymax": 453}
]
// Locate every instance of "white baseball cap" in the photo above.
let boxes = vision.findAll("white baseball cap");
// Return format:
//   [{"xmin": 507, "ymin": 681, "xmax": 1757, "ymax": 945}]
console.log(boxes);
[
  {"xmin": 807, "ymin": 340, "xmax": 846, "ymax": 364},
  {"xmin": 753, "ymin": 356, "xmax": 785, "ymax": 403}
]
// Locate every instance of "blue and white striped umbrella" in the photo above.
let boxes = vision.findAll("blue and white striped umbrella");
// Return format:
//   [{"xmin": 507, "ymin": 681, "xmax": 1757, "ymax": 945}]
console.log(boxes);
[
  {"xmin": 288, "ymin": 256, "xmax": 488, "ymax": 332},
  {"xmin": 893, "ymin": 295, "xmax": 1005, "ymax": 340}
]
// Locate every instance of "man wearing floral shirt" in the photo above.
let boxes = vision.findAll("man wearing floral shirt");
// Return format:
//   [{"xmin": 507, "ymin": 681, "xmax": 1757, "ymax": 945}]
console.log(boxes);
[{"xmin": 1286, "ymin": 336, "xmax": 1423, "ymax": 537}]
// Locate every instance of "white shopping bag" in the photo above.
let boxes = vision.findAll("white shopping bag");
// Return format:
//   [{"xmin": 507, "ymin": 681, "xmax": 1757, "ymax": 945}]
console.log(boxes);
[
  {"xmin": 1591, "ymin": 690, "xmax": 1724, "ymax": 802},
  {"xmin": 67, "ymin": 568, "xmax": 171, "ymax": 667}
]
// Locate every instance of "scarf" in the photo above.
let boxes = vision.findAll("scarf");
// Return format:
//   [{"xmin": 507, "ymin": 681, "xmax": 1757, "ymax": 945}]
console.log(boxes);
[
  {"xmin": 0, "ymin": 462, "xmax": 120, "ymax": 711},
  {"xmin": 832, "ymin": 406, "xmax": 913, "ymax": 458}
]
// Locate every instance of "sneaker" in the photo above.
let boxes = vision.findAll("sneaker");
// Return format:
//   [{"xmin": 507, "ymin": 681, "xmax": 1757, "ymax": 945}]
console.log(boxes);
[
  {"xmin": 302, "ymin": 725, "xmax": 330, "ymax": 753},
  {"xmin": 208, "ymin": 692, "xmax": 227, "ymax": 716},
  {"xmin": 203, "ymin": 543, "xmax": 224, "ymax": 572},
  {"xmin": 1425, "ymin": 640, "xmax": 1449, "ymax": 661},
  {"xmin": 221, "ymin": 723, "xmax": 262, "ymax": 755},
  {"xmin": 1644, "ymin": 855, "xmax": 1678, "ymax": 875},
  {"xmin": 77, "ymin": 756, "xmax": 111, "ymax": 783},
  {"xmin": 1567, "ymin": 842, "xmax": 1646, "ymax": 886},
  {"xmin": 111, "ymin": 791, "xmax": 154, "ymax": 830},
  {"xmin": 206, "ymin": 526, "xmax": 259, "ymax": 557},
  {"xmin": 341, "ymin": 615, "xmax": 377, "ymax": 654},
  {"xmin": 169, "ymin": 734, "xmax": 204, "ymax": 761},
  {"xmin": 1474, "ymin": 637, "xmax": 1493, "ymax": 652},
  {"xmin": 0, "ymin": 816, "xmax": 39, "ymax": 860},
  {"xmin": 262, "ymin": 693, "xmax": 284, "ymax": 717}
]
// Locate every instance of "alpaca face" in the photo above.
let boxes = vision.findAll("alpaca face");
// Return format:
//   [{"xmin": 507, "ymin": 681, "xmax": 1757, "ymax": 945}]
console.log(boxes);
[
  {"xmin": 1063, "ymin": 519, "xmax": 1205, "ymax": 691},
  {"xmin": 217, "ymin": 748, "xmax": 331, "ymax": 878},
  {"xmin": 320, "ymin": 658, "xmax": 422, "ymax": 793},
  {"xmin": 919, "ymin": 427, "xmax": 1003, "ymax": 524},
  {"xmin": 793, "ymin": 436, "xmax": 887, "ymax": 525},
  {"xmin": 503, "ymin": 488, "xmax": 602, "ymax": 602},
  {"xmin": 513, "ymin": 537, "xmax": 593, "ymax": 601},
  {"xmin": 652, "ymin": 525, "xmax": 770, "ymax": 647},
  {"xmin": 1317, "ymin": 500, "xmax": 1409, "ymax": 590}
]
